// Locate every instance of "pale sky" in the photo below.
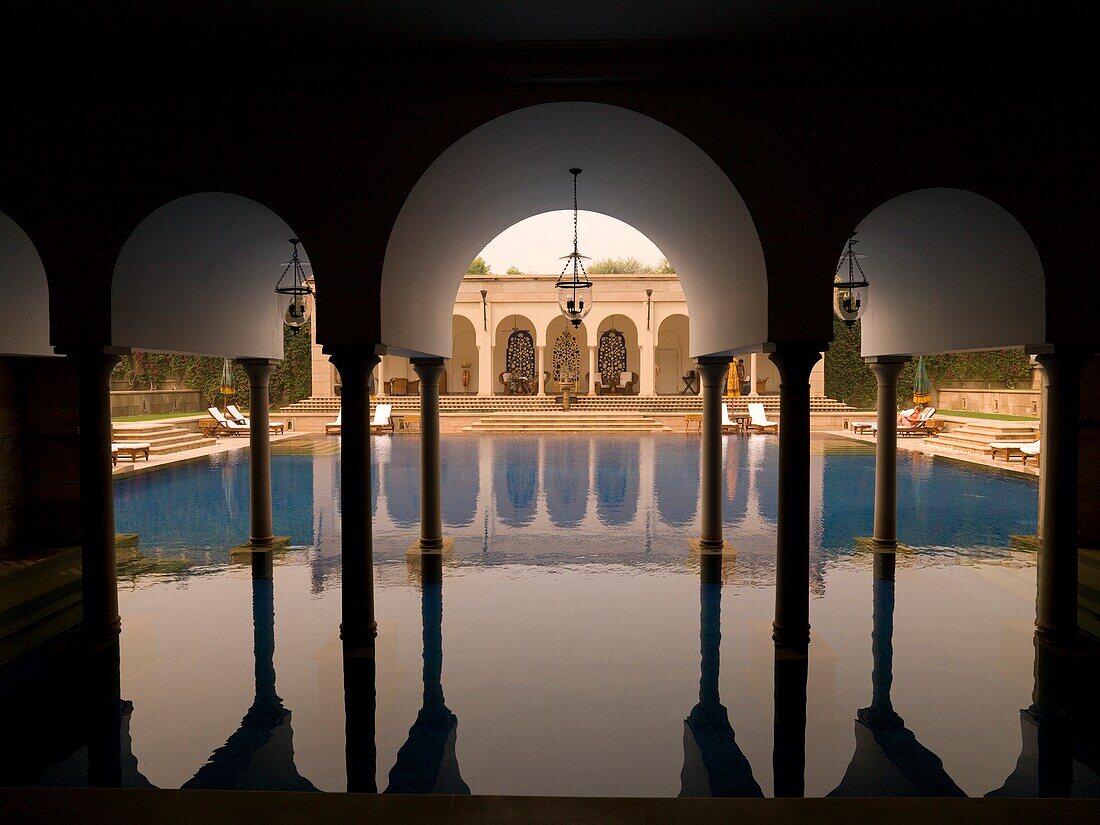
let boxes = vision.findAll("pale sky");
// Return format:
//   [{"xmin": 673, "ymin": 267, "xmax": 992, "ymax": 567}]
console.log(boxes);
[{"xmin": 476, "ymin": 210, "xmax": 666, "ymax": 274}]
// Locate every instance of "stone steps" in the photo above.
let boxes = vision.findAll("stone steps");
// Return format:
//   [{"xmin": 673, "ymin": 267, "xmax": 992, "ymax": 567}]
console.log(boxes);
[
  {"xmin": 112, "ymin": 423, "xmax": 218, "ymax": 455},
  {"xmin": 284, "ymin": 395, "xmax": 853, "ymax": 415},
  {"xmin": 0, "ymin": 546, "xmax": 82, "ymax": 666},
  {"xmin": 934, "ymin": 422, "xmax": 1040, "ymax": 456},
  {"xmin": 464, "ymin": 412, "xmax": 671, "ymax": 433}
]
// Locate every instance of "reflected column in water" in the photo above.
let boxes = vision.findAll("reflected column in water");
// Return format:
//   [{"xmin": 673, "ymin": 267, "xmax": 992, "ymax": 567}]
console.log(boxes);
[
  {"xmin": 772, "ymin": 647, "xmax": 807, "ymax": 798},
  {"xmin": 385, "ymin": 581, "xmax": 469, "ymax": 794},
  {"xmin": 829, "ymin": 563, "xmax": 965, "ymax": 797},
  {"xmin": 183, "ymin": 576, "xmax": 316, "ymax": 791},
  {"xmin": 344, "ymin": 649, "xmax": 377, "ymax": 793},
  {"xmin": 679, "ymin": 578, "xmax": 762, "ymax": 797}
]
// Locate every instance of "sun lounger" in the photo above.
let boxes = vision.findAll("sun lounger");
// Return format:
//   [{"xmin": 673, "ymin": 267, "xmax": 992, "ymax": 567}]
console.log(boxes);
[
  {"xmin": 370, "ymin": 403, "xmax": 393, "ymax": 434},
  {"xmin": 226, "ymin": 404, "xmax": 285, "ymax": 434},
  {"xmin": 720, "ymin": 404, "xmax": 743, "ymax": 433},
  {"xmin": 897, "ymin": 406, "xmax": 937, "ymax": 437},
  {"xmin": 207, "ymin": 407, "xmax": 249, "ymax": 436},
  {"xmin": 990, "ymin": 439, "xmax": 1039, "ymax": 463},
  {"xmin": 325, "ymin": 409, "xmax": 342, "ymax": 434},
  {"xmin": 1020, "ymin": 441, "xmax": 1040, "ymax": 466},
  {"xmin": 111, "ymin": 442, "xmax": 150, "ymax": 462},
  {"xmin": 746, "ymin": 402, "xmax": 778, "ymax": 434}
]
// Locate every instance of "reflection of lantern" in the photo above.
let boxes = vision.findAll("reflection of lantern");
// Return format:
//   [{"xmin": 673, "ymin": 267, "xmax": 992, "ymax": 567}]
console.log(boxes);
[
  {"xmin": 833, "ymin": 233, "xmax": 869, "ymax": 327},
  {"xmin": 220, "ymin": 358, "xmax": 236, "ymax": 413},
  {"xmin": 275, "ymin": 238, "xmax": 313, "ymax": 332},
  {"xmin": 554, "ymin": 168, "xmax": 593, "ymax": 328}
]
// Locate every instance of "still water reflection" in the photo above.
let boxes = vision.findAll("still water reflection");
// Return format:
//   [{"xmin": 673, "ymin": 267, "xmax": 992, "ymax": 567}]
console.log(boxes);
[{"xmin": 3, "ymin": 434, "xmax": 1098, "ymax": 797}]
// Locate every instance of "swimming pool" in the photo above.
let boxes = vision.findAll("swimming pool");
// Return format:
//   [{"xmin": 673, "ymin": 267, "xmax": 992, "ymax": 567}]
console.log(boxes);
[{"xmin": 9, "ymin": 434, "xmax": 1096, "ymax": 797}]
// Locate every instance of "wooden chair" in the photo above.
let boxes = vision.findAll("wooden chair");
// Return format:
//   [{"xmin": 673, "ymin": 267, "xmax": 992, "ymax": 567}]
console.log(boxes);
[{"xmin": 389, "ymin": 377, "xmax": 408, "ymax": 396}]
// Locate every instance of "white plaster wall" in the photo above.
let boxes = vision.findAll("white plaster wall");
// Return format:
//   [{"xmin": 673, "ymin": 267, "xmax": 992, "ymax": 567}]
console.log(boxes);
[
  {"xmin": 380, "ymin": 102, "xmax": 767, "ymax": 359},
  {"xmin": 857, "ymin": 189, "xmax": 1045, "ymax": 357},
  {"xmin": 112, "ymin": 193, "xmax": 299, "ymax": 359},
  {"xmin": 0, "ymin": 211, "xmax": 53, "ymax": 357},
  {"xmin": 656, "ymin": 314, "xmax": 689, "ymax": 394},
  {"xmin": 450, "ymin": 315, "xmax": 479, "ymax": 394}
]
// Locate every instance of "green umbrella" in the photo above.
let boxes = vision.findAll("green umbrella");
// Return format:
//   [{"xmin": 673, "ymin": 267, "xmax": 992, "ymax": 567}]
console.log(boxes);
[{"xmin": 912, "ymin": 356, "xmax": 932, "ymax": 405}]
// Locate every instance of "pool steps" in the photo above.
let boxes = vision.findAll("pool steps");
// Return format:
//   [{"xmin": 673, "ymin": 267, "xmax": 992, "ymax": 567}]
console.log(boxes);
[{"xmin": 111, "ymin": 422, "xmax": 218, "ymax": 456}]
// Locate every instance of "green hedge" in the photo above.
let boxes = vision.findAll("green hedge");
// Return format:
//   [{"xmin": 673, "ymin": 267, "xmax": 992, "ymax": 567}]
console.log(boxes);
[
  {"xmin": 824, "ymin": 318, "xmax": 1031, "ymax": 409},
  {"xmin": 114, "ymin": 323, "xmax": 314, "ymax": 409}
]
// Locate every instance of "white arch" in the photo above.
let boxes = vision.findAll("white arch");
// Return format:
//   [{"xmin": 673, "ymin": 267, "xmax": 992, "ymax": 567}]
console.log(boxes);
[
  {"xmin": 857, "ymin": 188, "xmax": 1045, "ymax": 356},
  {"xmin": 112, "ymin": 193, "xmax": 304, "ymax": 359},
  {"xmin": 381, "ymin": 102, "xmax": 767, "ymax": 359},
  {"xmin": 0, "ymin": 211, "xmax": 52, "ymax": 356}
]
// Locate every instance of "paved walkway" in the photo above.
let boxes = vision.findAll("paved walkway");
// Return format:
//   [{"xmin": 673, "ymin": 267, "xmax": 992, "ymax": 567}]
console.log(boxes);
[
  {"xmin": 829, "ymin": 430, "xmax": 1039, "ymax": 478},
  {"xmin": 111, "ymin": 432, "xmax": 302, "ymax": 478}
]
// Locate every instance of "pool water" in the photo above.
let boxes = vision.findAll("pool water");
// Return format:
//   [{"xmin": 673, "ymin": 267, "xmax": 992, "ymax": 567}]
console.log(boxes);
[{"xmin": 6, "ymin": 434, "xmax": 1098, "ymax": 796}]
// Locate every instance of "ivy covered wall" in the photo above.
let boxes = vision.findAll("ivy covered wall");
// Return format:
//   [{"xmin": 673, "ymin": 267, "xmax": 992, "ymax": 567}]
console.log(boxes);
[
  {"xmin": 113, "ymin": 323, "xmax": 314, "ymax": 409},
  {"xmin": 824, "ymin": 318, "xmax": 1032, "ymax": 409}
]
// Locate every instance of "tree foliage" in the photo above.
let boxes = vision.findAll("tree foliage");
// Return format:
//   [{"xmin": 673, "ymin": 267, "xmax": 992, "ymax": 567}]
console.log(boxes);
[
  {"xmin": 824, "ymin": 318, "xmax": 1033, "ymax": 409},
  {"xmin": 113, "ymin": 323, "xmax": 314, "ymax": 410},
  {"xmin": 505, "ymin": 265, "xmax": 524, "ymax": 275},
  {"xmin": 466, "ymin": 256, "xmax": 492, "ymax": 274},
  {"xmin": 587, "ymin": 256, "xmax": 657, "ymax": 274}
]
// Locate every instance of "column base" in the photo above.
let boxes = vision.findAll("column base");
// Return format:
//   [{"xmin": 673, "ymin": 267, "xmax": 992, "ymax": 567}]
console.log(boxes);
[
  {"xmin": 854, "ymin": 536, "xmax": 913, "ymax": 553},
  {"xmin": 690, "ymin": 537, "xmax": 736, "ymax": 556},
  {"xmin": 340, "ymin": 622, "xmax": 378, "ymax": 653},
  {"xmin": 230, "ymin": 536, "xmax": 291, "ymax": 555},
  {"xmin": 406, "ymin": 536, "xmax": 455, "ymax": 556}
]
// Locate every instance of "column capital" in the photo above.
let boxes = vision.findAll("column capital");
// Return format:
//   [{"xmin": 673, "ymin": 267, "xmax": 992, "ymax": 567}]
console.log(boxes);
[
  {"xmin": 327, "ymin": 347, "xmax": 381, "ymax": 375},
  {"xmin": 411, "ymin": 358, "xmax": 446, "ymax": 386},
  {"xmin": 867, "ymin": 359, "xmax": 907, "ymax": 386},
  {"xmin": 1034, "ymin": 349, "xmax": 1093, "ymax": 384},
  {"xmin": 769, "ymin": 344, "xmax": 823, "ymax": 380},
  {"xmin": 863, "ymin": 355, "xmax": 910, "ymax": 365}
]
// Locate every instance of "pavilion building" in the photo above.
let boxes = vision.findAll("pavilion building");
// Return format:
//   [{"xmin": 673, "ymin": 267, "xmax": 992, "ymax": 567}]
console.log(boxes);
[{"xmin": 309, "ymin": 271, "xmax": 825, "ymax": 400}]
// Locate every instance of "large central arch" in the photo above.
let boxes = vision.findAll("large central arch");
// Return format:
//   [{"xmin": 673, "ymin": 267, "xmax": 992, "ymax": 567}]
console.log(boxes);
[{"xmin": 380, "ymin": 102, "xmax": 767, "ymax": 359}]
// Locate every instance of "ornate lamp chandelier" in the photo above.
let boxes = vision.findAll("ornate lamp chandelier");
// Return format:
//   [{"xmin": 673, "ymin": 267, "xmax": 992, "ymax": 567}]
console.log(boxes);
[
  {"xmin": 833, "ymin": 233, "xmax": 870, "ymax": 327},
  {"xmin": 275, "ymin": 238, "xmax": 313, "ymax": 333},
  {"xmin": 555, "ymin": 168, "xmax": 593, "ymax": 329}
]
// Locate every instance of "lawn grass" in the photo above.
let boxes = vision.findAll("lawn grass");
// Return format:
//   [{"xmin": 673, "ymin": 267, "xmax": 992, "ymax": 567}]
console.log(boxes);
[
  {"xmin": 938, "ymin": 409, "xmax": 1039, "ymax": 421},
  {"xmin": 112, "ymin": 411, "xmax": 206, "ymax": 422}
]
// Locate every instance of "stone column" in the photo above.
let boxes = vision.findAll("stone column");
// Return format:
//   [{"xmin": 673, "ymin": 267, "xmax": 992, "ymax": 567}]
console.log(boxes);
[
  {"xmin": 343, "ymin": 648, "xmax": 377, "ymax": 792},
  {"xmin": 640, "ymin": 323, "xmax": 656, "ymax": 396},
  {"xmin": 477, "ymin": 345, "xmax": 491, "ymax": 397},
  {"xmin": 588, "ymin": 345, "xmax": 598, "ymax": 396},
  {"xmin": 1034, "ymin": 351, "xmax": 1089, "ymax": 641},
  {"xmin": 327, "ymin": 348, "xmax": 380, "ymax": 651},
  {"xmin": 69, "ymin": 349, "xmax": 122, "ymax": 640},
  {"xmin": 769, "ymin": 345, "xmax": 822, "ymax": 649},
  {"xmin": 239, "ymin": 359, "xmax": 277, "ymax": 554},
  {"xmin": 696, "ymin": 358, "xmax": 732, "ymax": 551},
  {"xmin": 412, "ymin": 358, "xmax": 446, "ymax": 551},
  {"xmin": 537, "ymin": 346, "xmax": 547, "ymax": 396},
  {"xmin": 868, "ymin": 358, "xmax": 908, "ymax": 550},
  {"xmin": 749, "ymin": 352, "xmax": 760, "ymax": 396},
  {"xmin": 376, "ymin": 358, "xmax": 386, "ymax": 397}
]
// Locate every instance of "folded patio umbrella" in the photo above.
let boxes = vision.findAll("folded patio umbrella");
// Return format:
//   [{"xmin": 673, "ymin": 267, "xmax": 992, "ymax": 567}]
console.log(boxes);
[{"xmin": 912, "ymin": 356, "xmax": 932, "ymax": 405}]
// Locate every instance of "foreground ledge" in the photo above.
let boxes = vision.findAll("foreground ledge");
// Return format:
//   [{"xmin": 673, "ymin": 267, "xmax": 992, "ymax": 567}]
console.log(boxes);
[{"xmin": 1, "ymin": 788, "xmax": 1095, "ymax": 825}]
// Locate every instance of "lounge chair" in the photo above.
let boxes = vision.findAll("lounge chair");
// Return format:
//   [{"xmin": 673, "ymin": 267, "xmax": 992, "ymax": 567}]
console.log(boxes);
[
  {"xmin": 746, "ymin": 402, "xmax": 778, "ymax": 434},
  {"xmin": 370, "ymin": 403, "xmax": 393, "ymax": 434},
  {"xmin": 111, "ymin": 442, "xmax": 151, "ymax": 462},
  {"xmin": 990, "ymin": 439, "xmax": 1039, "ymax": 463},
  {"xmin": 897, "ymin": 406, "xmax": 937, "ymax": 437},
  {"xmin": 610, "ymin": 371, "xmax": 638, "ymax": 396},
  {"xmin": 325, "ymin": 409, "xmax": 342, "ymax": 434},
  {"xmin": 721, "ymin": 404, "xmax": 744, "ymax": 433},
  {"xmin": 1020, "ymin": 441, "xmax": 1041, "ymax": 466},
  {"xmin": 207, "ymin": 406, "xmax": 249, "ymax": 436},
  {"xmin": 226, "ymin": 404, "xmax": 285, "ymax": 434}
]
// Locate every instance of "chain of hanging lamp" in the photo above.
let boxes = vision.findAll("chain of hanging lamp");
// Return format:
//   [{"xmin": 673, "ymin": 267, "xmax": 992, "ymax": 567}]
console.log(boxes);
[{"xmin": 555, "ymin": 168, "xmax": 593, "ymax": 328}]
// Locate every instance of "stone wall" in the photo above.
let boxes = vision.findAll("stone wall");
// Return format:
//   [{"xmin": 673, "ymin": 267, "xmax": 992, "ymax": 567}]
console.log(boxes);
[
  {"xmin": 110, "ymin": 389, "xmax": 202, "ymax": 417},
  {"xmin": 935, "ymin": 388, "xmax": 1041, "ymax": 417},
  {"xmin": 0, "ymin": 356, "xmax": 81, "ymax": 551}
]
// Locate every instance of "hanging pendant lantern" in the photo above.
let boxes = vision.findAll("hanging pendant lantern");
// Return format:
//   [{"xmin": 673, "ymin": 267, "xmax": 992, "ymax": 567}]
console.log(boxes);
[
  {"xmin": 555, "ymin": 168, "xmax": 594, "ymax": 328},
  {"xmin": 833, "ymin": 233, "xmax": 870, "ymax": 327},
  {"xmin": 275, "ymin": 238, "xmax": 313, "ymax": 333}
]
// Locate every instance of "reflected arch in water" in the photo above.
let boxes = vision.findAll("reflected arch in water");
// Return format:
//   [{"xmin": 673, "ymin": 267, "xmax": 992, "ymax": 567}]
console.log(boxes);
[
  {"xmin": 655, "ymin": 437, "xmax": 699, "ymax": 528},
  {"xmin": 494, "ymin": 438, "xmax": 539, "ymax": 528},
  {"xmin": 544, "ymin": 438, "xmax": 590, "ymax": 528},
  {"xmin": 595, "ymin": 438, "xmax": 639, "ymax": 526},
  {"xmin": 721, "ymin": 436, "xmax": 749, "ymax": 527},
  {"xmin": 441, "ymin": 438, "xmax": 479, "ymax": 528},
  {"xmin": 384, "ymin": 436, "xmax": 420, "ymax": 528}
]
